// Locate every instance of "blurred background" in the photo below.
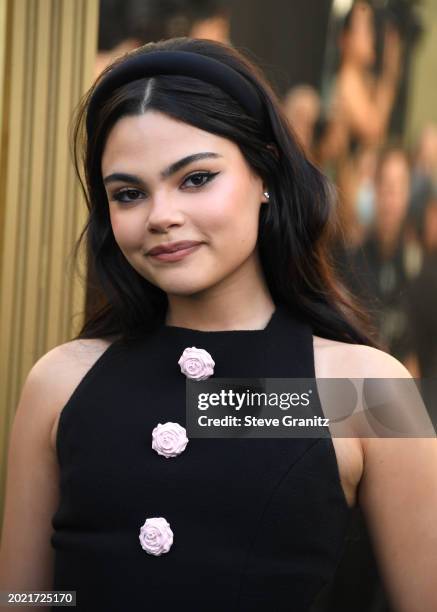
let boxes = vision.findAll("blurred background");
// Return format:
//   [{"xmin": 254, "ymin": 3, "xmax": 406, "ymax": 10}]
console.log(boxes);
[{"xmin": 0, "ymin": 1, "xmax": 436, "ymax": 609}]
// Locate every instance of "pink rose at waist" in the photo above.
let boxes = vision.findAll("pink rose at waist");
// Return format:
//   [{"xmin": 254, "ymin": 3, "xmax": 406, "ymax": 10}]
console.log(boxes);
[{"xmin": 139, "ymin": 517, "xmax": 174, "ymax": 555}]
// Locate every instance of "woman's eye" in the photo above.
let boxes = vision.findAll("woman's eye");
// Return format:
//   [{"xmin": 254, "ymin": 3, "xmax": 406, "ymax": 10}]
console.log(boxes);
[
  {"xmin": 111, "ymin": 171, "xmax": 218, "ymax": 203},
  {"xmin": 182, "ymin": 171, "xmax": 218, "ymax": 189},
  {"xmin": 112, "ymin": 188, "xmax": 144, "ymax": 203}
]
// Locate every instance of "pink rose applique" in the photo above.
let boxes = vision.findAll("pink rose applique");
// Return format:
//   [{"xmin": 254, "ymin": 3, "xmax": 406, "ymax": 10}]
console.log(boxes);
[
  {"xmin": 139, "ymin": 516, "xmax": 174, "ymax": 555},
  {"xmin": 178, "ymin": 346, "xmax": 215, "ymax": 380},
  {"xmin": 152, "ymin": 422, "xmax": 189, "ymax": 458}
]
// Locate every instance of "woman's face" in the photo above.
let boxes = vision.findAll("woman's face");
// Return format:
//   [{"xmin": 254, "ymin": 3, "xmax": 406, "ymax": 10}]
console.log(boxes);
[
  {"xmin": 375, "ymin": 152, "xmax": 410, "ymax": 233},
  {"xmin": 101, "ymin": 111, "xmax": 269, "ymax": 296}
]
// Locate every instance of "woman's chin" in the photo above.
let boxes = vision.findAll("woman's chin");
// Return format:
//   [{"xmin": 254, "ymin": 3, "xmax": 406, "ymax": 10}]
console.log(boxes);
[{"xmin": 152, "ymin": 278, "xmax": 214, "ymax": 297}]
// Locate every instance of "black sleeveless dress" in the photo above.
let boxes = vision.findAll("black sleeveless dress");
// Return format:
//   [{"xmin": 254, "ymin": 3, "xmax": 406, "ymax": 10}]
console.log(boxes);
[{"xmin": 51, "ymin": 304, "xmax": 352, "ymax": 611}]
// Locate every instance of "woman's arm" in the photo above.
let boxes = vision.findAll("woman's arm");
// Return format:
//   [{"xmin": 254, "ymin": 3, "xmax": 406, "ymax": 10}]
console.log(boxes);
[
  {"xmin": 358, "ymin": 354, "xmax": 437, "ymax": 612},
  {"xmin": 0, "ymin": 338, "xmax": 111, "ymax": 610},
  {"xmin": 0, "ymin": 355, "xmax": 64, "ymax": 598},
  {"xmin": 339, "ymin": 26, "xmax": 401, "ymax": 145}
]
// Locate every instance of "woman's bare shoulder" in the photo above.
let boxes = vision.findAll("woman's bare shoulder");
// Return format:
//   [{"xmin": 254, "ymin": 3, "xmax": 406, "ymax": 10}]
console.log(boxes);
[
  {"xmin": 29, "ymin": 336, "xmax": 120, "ymax": 420},
  {"xmin": 28, "ymin": 336, "xmax": 121, "ymax": 453},
  {"xmin": 37, "ymin": 335, "xmax": 120, "ymax": 379},
  {"xmin": 312, "ymin": 336, "xmax": 416, "ymax": 502},
  {"xmin": 37, "ymin": 337, "xmax": 116, "ymax": 365},
  {"xmin": 313, "ymin": 335, "xmax": 411, "ymax": 378}
]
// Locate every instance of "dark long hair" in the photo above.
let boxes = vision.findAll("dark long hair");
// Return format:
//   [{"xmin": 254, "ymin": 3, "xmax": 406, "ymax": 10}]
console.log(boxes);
[{"xmin": 71, "ymin": 36, "xmax": 380, "ymax": 347}]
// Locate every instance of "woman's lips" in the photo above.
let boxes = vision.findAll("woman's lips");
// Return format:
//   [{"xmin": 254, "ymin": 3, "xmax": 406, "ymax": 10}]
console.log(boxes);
[{"xmin": 148, "ymin": 243, "xmax": 203, "ymax": 262}]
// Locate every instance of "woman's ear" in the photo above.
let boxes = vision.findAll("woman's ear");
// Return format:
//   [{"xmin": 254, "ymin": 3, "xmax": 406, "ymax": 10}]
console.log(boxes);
[{"xmin": 261, "ymin": 186, "xmax": 270, "ymax": 203}]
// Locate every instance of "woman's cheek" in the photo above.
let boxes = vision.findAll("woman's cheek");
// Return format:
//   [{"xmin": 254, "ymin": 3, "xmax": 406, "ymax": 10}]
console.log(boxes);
[
  {"xmin": 109, "ymin": 210, "xmax": 124, "ymax": 242},
  {"xmin": 110, "ymin": 210, "xmax": 144, "ymax": 250}
]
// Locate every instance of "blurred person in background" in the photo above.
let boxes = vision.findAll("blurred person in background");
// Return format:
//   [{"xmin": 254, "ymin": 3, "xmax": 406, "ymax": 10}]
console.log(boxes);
[
  {"xmin": 407, "ymin": 194, "xmax": 437, "ymax": 378},
  {"xmin": 333, "ymin": 144, "xmax": 379, "ymax": 259},
  {"xmin": 282, "ymin": 84, "xmax": 321, "ymax": 158},
  {"xmin": 96, "ymin": 0, "xmax": 231, "ymax": 76},
  {"xmin": 350, "ymin": 145, "xmax": 378, "ymax": 244},
  {"xmin": 409, "ymin": 123, "xmax": 437, "ymax": 239},
  {"xmin": 189, "ymin": 0, "xmax": 230, "ymax": 42},
  {"xmin": 318, "ymin": 1, "xmax": 403, "ymax": 259},
  {"xmin": 342, "ymin": 147, "xmax": 419, "ymax": 367},
  {"xmin": 96, "ymin": 0, "xmax": 146, "ymax": 77},
  {"xmin": 319, "ymin": 1, "xmax": 402, "ymax": 168}
]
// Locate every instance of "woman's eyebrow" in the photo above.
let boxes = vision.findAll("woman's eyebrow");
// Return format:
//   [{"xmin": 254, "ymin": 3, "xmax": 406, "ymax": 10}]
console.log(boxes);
[{"xmin": 103, "ymin": 151, "xmax": 222, "ymax": 186}]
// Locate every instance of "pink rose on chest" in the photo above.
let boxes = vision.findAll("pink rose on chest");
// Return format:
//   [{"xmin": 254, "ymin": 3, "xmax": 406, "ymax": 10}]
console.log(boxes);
[
  {"xmin": 152, "ymin": 421, "xmax": 189, "ymax": 458},
  {"xmin": 178, "ymin": 346, "xmax": 215, "ymax": 380}
]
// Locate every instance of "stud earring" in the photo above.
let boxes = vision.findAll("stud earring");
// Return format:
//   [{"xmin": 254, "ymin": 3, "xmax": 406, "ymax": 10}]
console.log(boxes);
[{"xmin": 263, "ymin": 191, "xmax": 270, "ymax": 200}]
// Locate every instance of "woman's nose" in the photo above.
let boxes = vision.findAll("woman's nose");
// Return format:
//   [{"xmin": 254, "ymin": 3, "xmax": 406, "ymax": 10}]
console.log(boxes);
[{"xmin": 146, "ymin": 195, "xmax": 185, "ymax": 233}]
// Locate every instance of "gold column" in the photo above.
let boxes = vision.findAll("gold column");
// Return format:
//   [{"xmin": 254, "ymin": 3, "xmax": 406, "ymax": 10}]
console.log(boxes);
[{"xmin": 0, "ymin": 0, "xmax": 99, "ymax": 515}]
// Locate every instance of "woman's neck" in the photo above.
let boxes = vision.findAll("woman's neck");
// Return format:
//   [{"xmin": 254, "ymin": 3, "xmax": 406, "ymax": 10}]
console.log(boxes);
[{"xmin": 164, "ymin": 265, "xmax": 275, "ymax": 331}]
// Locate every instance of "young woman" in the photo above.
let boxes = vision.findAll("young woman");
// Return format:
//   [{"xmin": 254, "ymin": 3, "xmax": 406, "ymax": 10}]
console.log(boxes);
[{"xmin": 0, "ymin": 37, "xmax": 436, "ymax": 612}]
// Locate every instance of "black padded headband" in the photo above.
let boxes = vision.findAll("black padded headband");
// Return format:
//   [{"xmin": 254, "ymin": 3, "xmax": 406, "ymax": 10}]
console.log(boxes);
[{"xmin": 86, "ymin": 50, "xmax": 267, "ymax": 137}]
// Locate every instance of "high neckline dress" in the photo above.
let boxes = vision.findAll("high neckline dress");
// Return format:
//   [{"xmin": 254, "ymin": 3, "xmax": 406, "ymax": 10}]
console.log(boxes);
[{"xmin": 51, "ymin": 303, "xmax": 352, "ymax": 611}]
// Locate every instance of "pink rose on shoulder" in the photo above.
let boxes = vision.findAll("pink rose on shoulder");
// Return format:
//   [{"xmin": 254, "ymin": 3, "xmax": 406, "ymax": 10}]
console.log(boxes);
[
  {"xmin": 152, "ymin": 421, "xmax": 189, "ymax": 458},
  {"xmin": 178, "ymin": 346, "xmax": 215, "ymax": 380},
  {"xmin": 139, "ymin": 516, "xmax": 174, "ymax": 555}
]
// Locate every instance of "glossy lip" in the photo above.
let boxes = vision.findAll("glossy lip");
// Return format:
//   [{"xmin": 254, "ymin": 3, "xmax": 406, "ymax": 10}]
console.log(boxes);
[
  {"xmin": 147, "ymin": 240, "xmax": 203, "ymax": 256},
  {"xmin": 148, "ymin": 243, "xmax": 203, "ymax": 262}
]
